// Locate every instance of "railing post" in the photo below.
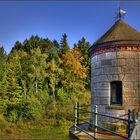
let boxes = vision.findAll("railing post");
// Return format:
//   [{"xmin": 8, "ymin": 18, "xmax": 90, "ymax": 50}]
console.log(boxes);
[
  {"xmin": 74, "ymin": 102, "xmax": 78, "ymax": 131},
  {"xmin": 94, "ymin": 105, "xmax": 98, "ymax": 139},
  {"xmin": 77, "ymin": 101, "xmax": 79, "ymax": 125},
  {"xmin": 128, "ymin": 109, "xmax": 131, "ymax": 139}
]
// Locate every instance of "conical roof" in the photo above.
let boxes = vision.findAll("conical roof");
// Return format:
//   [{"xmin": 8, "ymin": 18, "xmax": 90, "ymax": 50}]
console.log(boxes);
[{"xmin": 94, "ymin": 19, "xmax": 140, "ymax": 46}]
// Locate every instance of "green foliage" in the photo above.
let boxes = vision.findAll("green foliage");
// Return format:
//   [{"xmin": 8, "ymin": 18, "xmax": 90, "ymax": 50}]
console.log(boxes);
[
  {"xmin": 22, "ymin": 95, "xmax": 43, "ymax": 122},
  {"xmin": 0, "ymin": 35, "xmax": 91, "ymax": 138},
  {"xmin": 0, "ymin": 114, "xmax": 8, "ymax": 133}
]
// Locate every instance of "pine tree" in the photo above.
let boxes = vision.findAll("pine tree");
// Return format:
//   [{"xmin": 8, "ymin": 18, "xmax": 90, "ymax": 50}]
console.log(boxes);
[
  {"xmin": 4, "ymin": 53, "xmax": 23, "ymax": 122},
  {"xmin": 0, "ymin": 47, "xmax": 7, "ymax": 114},
  {"xmin": 59, "ymin": 34, "xmax": 70, "ymax": 56}
]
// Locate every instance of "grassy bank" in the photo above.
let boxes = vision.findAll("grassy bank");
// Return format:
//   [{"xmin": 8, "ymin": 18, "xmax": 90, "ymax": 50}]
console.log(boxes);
[{"xmin": 0, "ymin": 125, "xmax": 70, "ymax": 139}]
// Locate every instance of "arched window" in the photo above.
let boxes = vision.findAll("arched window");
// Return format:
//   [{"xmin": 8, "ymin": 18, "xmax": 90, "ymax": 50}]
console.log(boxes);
[{"xmin": 110, "ymin": 81, "xmax": 122, "ymax": 105}]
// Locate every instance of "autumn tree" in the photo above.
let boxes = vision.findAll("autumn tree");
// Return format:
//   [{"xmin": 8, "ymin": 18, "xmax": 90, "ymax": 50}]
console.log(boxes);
[
  {"xmin": 62, "ymin": 48, "xmax": 88, "ymax": 103},
  {"xmin": 74, "ymin": 37, "xmax": 91, "ymax": 88}
]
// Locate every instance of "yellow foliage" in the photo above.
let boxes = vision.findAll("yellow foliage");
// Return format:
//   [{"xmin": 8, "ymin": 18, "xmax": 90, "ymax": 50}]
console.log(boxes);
[{"xmin": 63, "ymin": 48, "xmax": 88, "ymax": 79}]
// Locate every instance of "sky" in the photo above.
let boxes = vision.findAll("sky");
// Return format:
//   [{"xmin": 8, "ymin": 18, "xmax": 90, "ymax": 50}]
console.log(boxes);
[{"xmin": 0, "ymin": 1, "xmax": 140, "ymax": 53}]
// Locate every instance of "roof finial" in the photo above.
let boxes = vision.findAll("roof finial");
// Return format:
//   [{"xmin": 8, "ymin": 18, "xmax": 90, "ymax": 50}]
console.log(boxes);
[{"xmin": 115, "ymin": 1, "xmax": 126, "ymax": 20}]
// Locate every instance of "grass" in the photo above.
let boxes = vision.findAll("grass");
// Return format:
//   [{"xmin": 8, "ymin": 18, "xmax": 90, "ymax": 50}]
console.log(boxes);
[{"xmin": 0, "ymin": 125, "xmax": 70, "ymax": 139}]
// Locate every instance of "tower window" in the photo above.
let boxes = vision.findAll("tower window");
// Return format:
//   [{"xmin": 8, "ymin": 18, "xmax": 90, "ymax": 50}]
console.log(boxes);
[{"xmin": 110, "ymin": 81, "xmax": 122, "ymax": 105}]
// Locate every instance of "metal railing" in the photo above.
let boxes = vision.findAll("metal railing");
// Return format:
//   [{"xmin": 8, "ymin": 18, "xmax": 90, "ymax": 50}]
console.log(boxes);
[
  {"xmin": 74, "ymin": 102, "xmax": 135, "ymax": 140},
  {"xmin": 130, "ymin": 109, "xmax": 140, "ymax": 139}
]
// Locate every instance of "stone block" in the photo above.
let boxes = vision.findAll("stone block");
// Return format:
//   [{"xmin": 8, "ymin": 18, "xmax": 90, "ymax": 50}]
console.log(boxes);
[
  {"xmin": 103, "ymin": 67, "xmax": 119, "ymax": 74},
  {"xmin": 107, "ymin": 75, "xmax": 119, "ymax": 81},
  {"xmin": 95, "ymin": 89, "xmax": 110, "ymax": 97},
  {"xmin": 123, "ymin": 89, "xmax": 135, "ymax": 98},
  {"xmin": 111, "ymin": 59, "xmax": 117, "ymax": 66},
  {"xmin": 123, "ymin": 98, "xmax": 139, "ymax": 106},
  {"xmin": 93, "ymin": 82, "xmax": 110, "ymax": 90},
  {"xmin": 118, "ymin": 74, "xmax": 125, "ymax": 80},
  {"xmin": 125, "ymin": 52, "xmax": 138, "ymax": 58},
  {"xmin": 92, "ymin": 61, "xmax": 101, "ymax": 69},
  {"xmin": 125, "ymin": 58, "xmax": 139, "ymax": 67},
  {"xmin": 99, "ymin": 97, "xmax": 110, "ymax": 105},
  {"xmin": 105, "ymin": 52, "xmax": 116, "ymax": 59},
  {"xmin": 124, "ymin": 74, "xmax": 138, "ymax": 82},
  {"xmin": 91, "ymin": 55, "xmax": 98, "ymax": 63},
  {"xmin": 112, "ymin": 59, "xmax": 126, "ymax": 66},
  {"xmin": 123, "ymin": 82, "xmax": 133, "ymax": 90},
  {"xmin": 101, "ymin": 59, "xmax": 112, "ymax": 66},
  {"xmin": 116, "ymin": 51, "xmax": 125, "ymax": 58},
  {"xmin": 98, "ymin": 53, "xmax": 105, "ymax": 60},
  {"xmin": 93, "ymin": 97, "xmax": 100, "ymax": 104},
  {"xmin": 133, "ymin": 82, "xmax": 139, "ymax": 90},
  {"xmin": 99, "ymin": 75, "xmax": 109, "ymax": 82},
  {"xmin": 91, "ymin": 68, "xmax": 103, "ymax": 76},
  {"xmin": 121, "ymin": 66, "xmax": 139, "ymax": 74}
]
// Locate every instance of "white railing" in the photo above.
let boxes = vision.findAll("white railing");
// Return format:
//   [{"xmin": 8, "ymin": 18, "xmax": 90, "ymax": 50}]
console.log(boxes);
[{"xmin": 130, "ymin": 110, "xmax": 140, "ymax": 140}]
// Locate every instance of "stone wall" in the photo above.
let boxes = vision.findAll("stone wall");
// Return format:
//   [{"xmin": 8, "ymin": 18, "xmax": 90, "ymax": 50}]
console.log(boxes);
[{"xmin": 91, "ymin": 50, "xmax": 140, "ymax": 115}]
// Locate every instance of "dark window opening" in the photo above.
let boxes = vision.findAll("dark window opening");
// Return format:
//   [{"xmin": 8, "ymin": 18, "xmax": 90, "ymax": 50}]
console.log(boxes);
[{"xmin": 110, "ymin": 81, "xmax": 122, "ymax": 105}]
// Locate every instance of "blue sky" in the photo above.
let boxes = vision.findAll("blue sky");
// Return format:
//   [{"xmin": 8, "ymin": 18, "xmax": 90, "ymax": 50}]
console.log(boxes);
[{"xmin": 0, "ymin": 1, "xmax": 140, "ymax": 53}]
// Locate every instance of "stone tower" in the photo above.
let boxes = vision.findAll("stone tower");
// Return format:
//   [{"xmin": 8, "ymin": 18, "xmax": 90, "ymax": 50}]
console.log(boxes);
[{"xmin": 89, "ymin": 19, "xmax": 140, "ymax": 116}]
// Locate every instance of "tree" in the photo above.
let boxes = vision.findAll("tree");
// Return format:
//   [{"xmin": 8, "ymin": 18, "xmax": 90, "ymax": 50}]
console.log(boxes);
[
  {"xmin": 21, "ymin": 48, "xmax": 47, "ymax": 95},
  {"xmin": 0, "ymin": 47, "xmax": 7, "ymax": 114},
  {"xmin": 4, "ymin": 53, "xmax": 23, "ymax": 122},
  {"xmin": 11, "ymin": 41, "xmax": 22, "ymax": 53},
  {"xmin": 59, "ymin": 34, "xmax": 70, "ymax": 56},
  {"xmin": 74, "ymin": 37, "xmax": 91, "ymax": 88},
  {"xmin": 22, "ymin": 35, "xmax": 41, "ymax": 52},
  {"xmin": 62, "ymin": 48, "xmax": 88, "ymax": 103},
  {"xmin": 53, "ymin": 39, "xmax": 60, "ymax": 51}
]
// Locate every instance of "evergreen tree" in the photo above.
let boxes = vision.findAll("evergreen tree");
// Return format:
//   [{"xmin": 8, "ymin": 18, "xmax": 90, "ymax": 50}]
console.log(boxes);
[
  {"xmin": 59, "ymin": 34, "xmax": 69, "ymax": 56},
  {"xmin": 4, "ymin": 53, "xmax": 23, "ymax": 122},
  {"xmin": 0, "ymin": 47, "xmax": 7, "ymax": 114},
  {"xmin": 11, "ymin": 41, "xmax": 22, "ymax": 53}
]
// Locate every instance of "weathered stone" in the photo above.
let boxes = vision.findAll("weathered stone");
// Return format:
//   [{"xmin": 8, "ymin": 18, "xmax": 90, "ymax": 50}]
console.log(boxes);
[
  {"xmin": 105, "ymin": 52, "xmax": 116, "ymax": 59},
  {"xmin": 99, "ymin": 75, "xmax": 109, "ymax": 82},
  {"xmin": 101, "ymin": 59, "xmax": 112, "ymax": 66},
  {"xmin": 93, "ymin": 82, "xmax": 110, "ymax": 90},
  {"xmin": 116, "ymin": 51, "xmax": 125, "ymax": 58},
  {"xmin": 103, "ymin": 67, "xmax": 118, "ymax": 74},
  {"xmin": 118, "ymin": 74, "xmax": 125, "ymax": 80},
  {"xmin": 123, "ymin": 89, "xmax": 135, "ymax": 98},
  {"xmin": 91, "ymin": 68, "xmax": 103, "ymax": 76},
  {"xmin": 91, "ymin": 50, "xmax": 140, "ymax": 118},
  {"xmin": 133, "ymin": 82, "xmax": 139, "ymax": 90},
  {"xmin": 92, "ymin": 61, "xmax": 101, "ymax": 69},
  {"xmin": 98, "ymin": 53, "xmax": 105, "ymax": 60},
  {"xmin": 99, "ymin": 98, "xmax": 110, "ymax": 105},
  {"xmin": 122, "ymin": 66, "xmax": 139, "ymax": 74},
  {"xmin": 112, "ymin": 59, "xmax": 126, "ymax": 66},
  {"xmin": 124, "ymin": 74, "xmax": 138, "ymax": 82},
  {"xmin": 123, "ymin": 82, "xmax": 133, "ymax": 89},
  {"xmin": 94, "ymin": 89, "xmax": 110, "ymax": 97},
  {"xmin": 123, "ymin": 98, "xmax": 139, "ymax": 106},
  {"xmin": 91, "ymin": 55, "xmax": 98, "ymax": 63},
  {"xmin": 107, "ymin": 75, "xmax": 119, "ymax": 81}
]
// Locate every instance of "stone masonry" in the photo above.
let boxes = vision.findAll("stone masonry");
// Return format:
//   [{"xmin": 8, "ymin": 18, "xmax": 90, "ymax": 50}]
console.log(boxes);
[{"xmin": 91, "ymin": 50, "xmax": 140, "ymax": 116}]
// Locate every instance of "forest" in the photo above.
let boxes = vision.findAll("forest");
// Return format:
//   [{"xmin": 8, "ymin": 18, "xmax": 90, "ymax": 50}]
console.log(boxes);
[{"xmin": 0, "ymin": 34, "xmax": 91, "ymax": 139}]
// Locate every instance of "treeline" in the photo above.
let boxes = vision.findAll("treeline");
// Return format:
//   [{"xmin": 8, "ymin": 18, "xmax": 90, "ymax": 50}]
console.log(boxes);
[{"xmin": 0, "ymin": 34, "xmax": 91, "ymax": 126}]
